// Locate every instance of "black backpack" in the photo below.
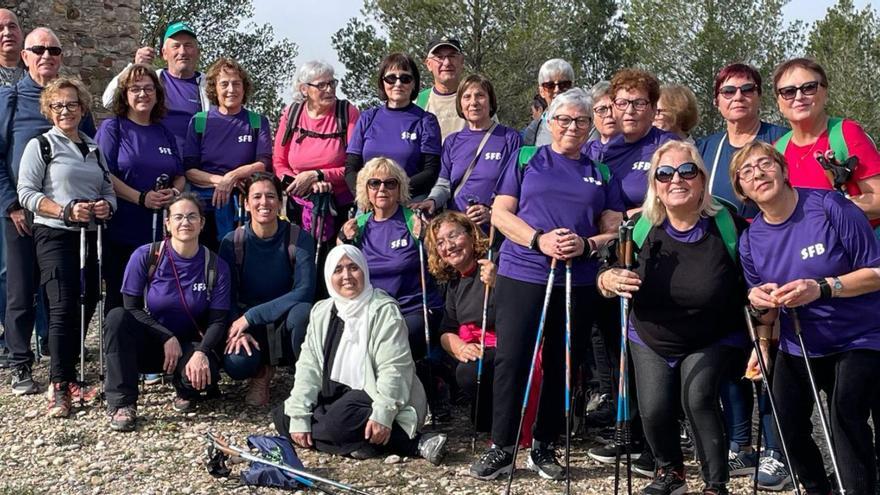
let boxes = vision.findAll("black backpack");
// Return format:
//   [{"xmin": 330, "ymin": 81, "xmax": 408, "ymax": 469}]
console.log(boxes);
[
  {"xmin": 280, "ymin": 99, "xmax": 350, "ymax": 147},
  {"xmin": 144, "ymin": 241, "xmax": 219, "ymax": 302}
]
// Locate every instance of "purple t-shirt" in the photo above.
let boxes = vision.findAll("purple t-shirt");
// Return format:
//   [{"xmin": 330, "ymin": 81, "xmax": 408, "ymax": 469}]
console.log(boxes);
[
  {"xmin": 603, "ymin": 127, "xmax": 679, "ymax": 208},
  {"xmin": 740, "ymin": 188, "xmax": 880, "ymax": 357},
  {"xmin": 122, "ymin": 243, "xmax": 231, "ymax": 340},
  {"xmin": 441, "ymin": 124, "xmax": 521, "ymax": 211},
  {"xmin": 358, "ymin": 207, "xmax": 443, "ymax": 315},
  {"xmin": 160, "ymin": 71, "xmax": 202, "ymax": 152},
  {"xmin": 346, "ymin": 104, "xmax": 442, "ymax": 176},
  {"xmin": 95, "ymin": 117, "xmax": 184, "ymax": 246},
  {"xmin": 495, "ymin": 146, "xmax": 625, "ymax": 286},
  {"xmin": 183, "ymin": 107, "xmax": 272, "ymax": 176}
]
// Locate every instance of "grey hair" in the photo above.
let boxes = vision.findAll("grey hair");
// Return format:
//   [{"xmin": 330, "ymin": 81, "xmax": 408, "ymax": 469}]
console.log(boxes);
[
  {"xmin": 546, "ymin": 87, "xmax": 593, "ymax": 120},
  {"xmin": 538, "ymin": 58, "xmax": 574, "ymax": 84},
  {"xmin": 292, "ymin": 60, "xmax": 335, "ymax": 103},
  {"xmin": 590, "ymin": 80, "xmax": 612, "ymax": 101}
]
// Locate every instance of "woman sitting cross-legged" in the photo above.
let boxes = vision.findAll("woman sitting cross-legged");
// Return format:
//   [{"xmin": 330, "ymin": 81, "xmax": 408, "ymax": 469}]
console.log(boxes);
[{"xmin": 273, "ymin": 245, "xmax": 448, "ymax": 464}]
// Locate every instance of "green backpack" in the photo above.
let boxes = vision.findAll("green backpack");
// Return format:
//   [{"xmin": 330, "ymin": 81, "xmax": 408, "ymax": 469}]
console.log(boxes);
[
  {"xmin": 517, "ymin": 145, "xmax": 611, "ymax": 182},
  {"xmin": 415, "ymin": 88, "xmax": 431, "ymax": 109},
  {"xmin": 774, "ymin": 117, "xmax": 848, "ymax": 162},
  {"xmin": 352, "ymin": 206, "xmax": 419, "ymax": 245},
  {"xmin": 631, "ymin": 198, "xmax": 738, "ymax": 262}
]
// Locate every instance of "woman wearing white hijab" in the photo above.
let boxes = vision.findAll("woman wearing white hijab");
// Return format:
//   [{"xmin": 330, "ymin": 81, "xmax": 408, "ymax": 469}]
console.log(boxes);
[{"xmin": 275, "ymin": 245, "xmax": 448, "ymax": 463}]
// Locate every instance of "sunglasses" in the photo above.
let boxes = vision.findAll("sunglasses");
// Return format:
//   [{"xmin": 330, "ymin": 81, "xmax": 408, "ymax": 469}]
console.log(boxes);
[
  {"xmin": 26, "ymin": 45, "xmax": 62, "ymax": 57},
  {"xmin": 540, "ymin": 80, "xmax": 573, "ymax": 91},
  {"xmin": 366, "ymin": 178, "xmax": 400, "ymax": 190},
  {"xmin": 776, "ymin": 81, "xmax": 822, "ymax": 100},
  {"xmin": 718, "ymin": 83, "xmax": 758, "ymax": 99},
  {"xmin": 654, "ymin": 162, "xmax": 700, "ymax": 183},
  {"xmin": 382, "ymin": 73, "xmax": 414, "ymax": 85}
]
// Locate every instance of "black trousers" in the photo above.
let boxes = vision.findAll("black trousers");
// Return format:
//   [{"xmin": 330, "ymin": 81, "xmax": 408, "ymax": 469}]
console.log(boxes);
[
  {"xmin": 34, "ymin": 226, "xmax": 99, "ymax": 383},
  {"xmin": 490, "ymin": 275, "xmax": 596, "ymax": 447},
  {"xmin": 102, "ymin": 239, "xmax": 136, "ymax": 314},
  {"xmin": 454, "ymin": 348, "xmax": 496, "ymax": 432},
  {"xmin": 4, "ymin": 217, "xmax": 41, "ymax": 368},
  {"xmin": 773, "ymin": 349, "xmax": 880, "ymax": 494},
  {"xmin": 103, "ymin": 307, "xmax": 221, "ymax": 408}
]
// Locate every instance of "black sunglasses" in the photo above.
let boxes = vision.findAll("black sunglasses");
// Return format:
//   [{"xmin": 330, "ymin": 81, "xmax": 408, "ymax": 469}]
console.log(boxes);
[
  {"xmin": 718, "ymin": 83, "xmax": 758, "ymax": 99},
  {"xmin": 540, "ymin": 80, "xmax": 573, "ymax": 91},
  {"xmin": 26, "ymin": 45, "xmax": 62, "ymax": 57},
  {"xmin": 382, "ymin": 74, "xmax": 414, "ymax": 85},
  {"xmin": 655, "ymin": 162, "xmax": 700, "ymax": 183},
  {"xmin": 366, "ymin": 178, "xmax": 400, "ymax": 190},
  {"xmin": 777, "ymin": 81, "xmax": 822, "ymax": 100}
]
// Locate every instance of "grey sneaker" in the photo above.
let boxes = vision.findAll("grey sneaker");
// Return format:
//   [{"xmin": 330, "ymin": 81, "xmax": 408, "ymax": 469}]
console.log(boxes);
[
  {"xmin": 418, "ymin": 432, "xmax": 448, "ymax": 465},
  {"xmin": 11, "ymin": 365, "xmax": 38, "ymax": 395},
  {"xmin": 755, "ymin": 450, "xmax": 793, "ymax": 491},
  {"xmin": 526, "ymin": 445, "xmax": 565, "ymax": 480}
]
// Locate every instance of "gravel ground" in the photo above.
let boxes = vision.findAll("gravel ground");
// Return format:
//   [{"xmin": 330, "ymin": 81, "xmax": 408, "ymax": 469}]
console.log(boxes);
[{"xmin": 0, "ymin": 330, "xmax": 791, "ymax": 494}]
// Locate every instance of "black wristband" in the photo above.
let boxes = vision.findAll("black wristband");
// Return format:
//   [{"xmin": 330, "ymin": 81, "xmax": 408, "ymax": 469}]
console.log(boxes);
[
  {"xmin": 138, "ymin": 190, "xmax": 148, "ymax": 207},
  {"xmin": 815, "ymin": 278, "xmax": 832, "ymax": 299},
  {"xmin": 529, "ymin": 229, "xmax": 544, "ymax": 251},
  {"xmin": 748, "ymin": 304, "xmax": 769, "ymax": 319},
  {"xmin": 315, "ymin": 169, "xmax": 325, "ymax": 182},
  {"xmin": 62, "ymin": 200, "xmax": 78, "ymax": 227}
]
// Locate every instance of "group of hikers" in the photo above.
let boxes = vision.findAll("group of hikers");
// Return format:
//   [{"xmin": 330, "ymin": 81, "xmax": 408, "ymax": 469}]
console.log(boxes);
[{"xmin": 1, "ymin": 9, "xmax": 879, "ymax": 495}]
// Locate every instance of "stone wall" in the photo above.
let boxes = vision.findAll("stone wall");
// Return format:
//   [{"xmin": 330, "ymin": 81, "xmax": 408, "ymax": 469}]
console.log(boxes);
[{"xmin": 3, "ymin": 0, "xmax": 141, "ymax": 111}]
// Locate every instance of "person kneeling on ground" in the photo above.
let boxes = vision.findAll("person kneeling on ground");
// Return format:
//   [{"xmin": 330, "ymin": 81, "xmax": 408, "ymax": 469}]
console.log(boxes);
[
  {"xmin": 219, "ymin": 172, "xmax": 315, "ymax": 406},
  {"xmin": 104, "ymin": 193, "xmax": 232, "ymax": 431},
  {"xmin": 273, "ymin": 245, "xmax": 447, "ymax": 464}
]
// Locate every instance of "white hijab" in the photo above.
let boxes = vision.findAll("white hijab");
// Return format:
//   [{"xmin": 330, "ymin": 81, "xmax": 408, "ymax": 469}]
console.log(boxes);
[{"xmin": 324, "ymin": 245, "xmax": 374, "ymax": 390}]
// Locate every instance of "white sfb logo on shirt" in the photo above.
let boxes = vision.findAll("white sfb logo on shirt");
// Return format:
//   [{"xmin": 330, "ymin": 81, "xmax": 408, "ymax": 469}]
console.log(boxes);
[
  {"xmin": 401, "ymin": 131, "xmax": 418, "ymax": 141},
  {"xmin": 158, "ymin": 147, "xmax": 173, "ymax": 155},
  {"xmin": 583, "ymin": 177, "xmax": 603, "ymax": 186},
  {"xmin": 192, "ymin": 282, "xmax": 208, "ymax": 292},
  {"xmin": 632, "ymin": 161, "xmax": 651, "ymax": 171},
  {"xmin": 391, "ymin": 238, "xmax": 409, "ymax": 249},
  {"xmin": 238, "ymin": 135, "xmax": 253, "ymax": 143},
  {"xmin": 801, "ymin": 243, "xmax": 826, "ymax": 260},
  {"xmin": 484, "ymin": 152, "xmax": 502, "ymax": 161}
]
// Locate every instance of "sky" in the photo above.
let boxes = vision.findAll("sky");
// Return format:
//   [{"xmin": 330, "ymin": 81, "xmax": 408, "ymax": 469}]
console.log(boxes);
[{"xmin": 252, "ymin": 0, "xmax": 873, "ymax": 100}]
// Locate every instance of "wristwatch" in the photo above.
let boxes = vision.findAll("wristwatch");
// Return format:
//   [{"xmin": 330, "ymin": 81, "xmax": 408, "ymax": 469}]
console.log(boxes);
[
  {"xmin": 831, "ymin": 276, "xmax": 843, "ymax": 298},
  {"xmin": 814, "ymin": 277, "xmax": 831, "ymax": 299}
]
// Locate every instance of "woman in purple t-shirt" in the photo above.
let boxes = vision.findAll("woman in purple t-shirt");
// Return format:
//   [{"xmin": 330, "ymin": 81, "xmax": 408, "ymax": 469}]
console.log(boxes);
[
  {"xmin": 103, "ymin": 194, "xmax": 231, "ymax": 432},
  {"xmin": 732, "ymin": 140, "xmax": 880, "ymax": 495},
  {"xmin": 96, "ymin": 63, "xmax": 185, "ymax": 313}
]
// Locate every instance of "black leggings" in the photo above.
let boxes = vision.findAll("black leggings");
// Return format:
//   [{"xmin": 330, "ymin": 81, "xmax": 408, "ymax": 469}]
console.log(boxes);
[
  {"xmin": 490, "ymin": 275, "xmax": 595, "ymax": 448},
  {"xmin": 454, "ymin": 348, "xmax": 496, "ymax": 432},
  {"xmin": 631, "ymin": 342, "xmax": 733, "ymax": 487},
  {"xmin": 773, "ymin": 349, "xmax": 880, "ymax": 494}
]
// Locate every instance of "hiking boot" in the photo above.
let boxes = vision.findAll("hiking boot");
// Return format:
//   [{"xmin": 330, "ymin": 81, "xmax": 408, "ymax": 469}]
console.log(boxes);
[
  {"xmin": 47, "ymin": 382, "xmax": 72, "ymax": 418},
  {"xmin": 727, "ymin": 443, "xmax": 758, "ymax": 476},
  {"xmin": 68, "ymin": 381, "xmax": 99, "ymax": 405},
  {"xmin": 593, "ymin": 426, "xmax": 616, "ymax": 445},
  {"xmin": 109, "ymin": 405, "xmax": 137, "ymax": 432},
  {"xmin": 245, "ymin": 365, "xmax": 274, "ymax": 407},
  {"xmin": 470, "ymin": 445, "xmax": 513, "ymax": 480},
  {"xmin": 632, "ymin": 446, "xmax": 655, "ymax": 477},
  {"xmin": 418, "ymin": 432, "xmax": 448, "ymax": 466},
  {"xmin": 755, "ymin": 449, "xmax": 793, "ymax": 491},
  {"xmin": 702, "ymin": 486, "xmax": 729, "ymax": 495},
  {"xmin": 583, "ymin": 393, "xmax": 614, "ymax": 427},
  {"xmin": 526, "ymin": 445, "xmax": 565, "ymax": 480},
  {"xmin": 172, "ymin": 395, "xmax": 194, "ymax": 413},
  {"xmin": 588, "ymin": 441, "xmax": 643, "ymax": 464},
  {"xmin": 642, "ymin": 465, "xmax": 687, "ymax": 495},
  {"xmin": 11, "ymin": 365, "xmax": 38, "ymax": 395},
  {"xmin": 350, "ymin": 444, "xmax": 381, "ymax": 460}
]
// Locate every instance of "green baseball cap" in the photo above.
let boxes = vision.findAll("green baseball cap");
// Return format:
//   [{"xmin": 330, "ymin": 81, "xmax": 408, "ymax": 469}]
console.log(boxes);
[{"xmin": 163, "ymin": 21, "xmax": 197, "ymax": 43}]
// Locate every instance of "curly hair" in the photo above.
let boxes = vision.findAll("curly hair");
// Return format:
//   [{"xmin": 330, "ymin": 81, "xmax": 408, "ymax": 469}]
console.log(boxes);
[
  {"xmin": 205, "ymin": 57, "xmax": 252, "ymax": 106},
  {"xmin": 425, "ymin": 211, "xmax": 489, "ymax": 282},
  {"xmin": 609, "ymin": 68, "xmax": 661, "ymax": 107},
  {"xmin": 112, "ymin": 63, "xmax": 166, "ymax": 123}
]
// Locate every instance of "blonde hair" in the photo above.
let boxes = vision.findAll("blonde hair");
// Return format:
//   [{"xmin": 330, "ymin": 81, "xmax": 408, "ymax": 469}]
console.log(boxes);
[
  {"xmin": 728, "ymin": 140, "xmax": 790, "ymax": 202},
  {"xmin": 39, "ymin": 77, "xmax": 92, "ymax": 120},
  {"xmin": 642, "ymin": 140, "xmax": 720, "ymax": 225},
  {"xmin": 355, "ymin": 157, "xmax": 412, "ymax": 211},
  {"xmin": 658, "ymin": 85, "xmax": 699, "ymax": 135}
]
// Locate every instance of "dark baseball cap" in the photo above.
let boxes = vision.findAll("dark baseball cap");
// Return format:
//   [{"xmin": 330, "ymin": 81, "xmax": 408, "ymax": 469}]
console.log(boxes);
[
  {"xmin": 425, "ymin": 36, "xmax": 462, "ymax": 56},
  {"xmin": 163, "ymin": 21, "xmax": 197, "ymax": 43}
]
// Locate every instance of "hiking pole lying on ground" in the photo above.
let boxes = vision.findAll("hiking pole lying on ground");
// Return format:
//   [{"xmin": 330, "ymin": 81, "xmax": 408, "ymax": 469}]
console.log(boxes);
[
  {"xmin": 471, "ymin": 225, "xmax": 495, "ymax": 453},
  {"xmin": 743, "ymin": 306, "xmax": 802, "ymax": 495},
  {"xmin": 614, "ymin": 219, "xmax": 635, "ymax": 495},
  {"xmin": 563, "ymin": 259, "xmax": 573, "ymax": 495},
  {"xmin": 505, "ymin": 258, "xmax": 558, "ymax": 495},
  {"xmin": 790, "ymin": 308, "xmax": 845, "ymax": 494},
  {"xmin": 205, "ymin": 433, "xmax": 373, "ymax": 495}
]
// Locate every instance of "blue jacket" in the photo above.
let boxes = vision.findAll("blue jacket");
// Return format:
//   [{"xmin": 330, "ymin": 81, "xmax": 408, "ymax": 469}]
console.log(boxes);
[{"xmin": 0, "ymin": 73, "xmax": 96, "ymax": 216}]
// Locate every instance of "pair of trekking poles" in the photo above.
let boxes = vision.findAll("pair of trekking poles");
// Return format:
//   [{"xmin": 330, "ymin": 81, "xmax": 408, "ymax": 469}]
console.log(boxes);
[{"xmin": 75, "ymin": 204, "xmax": 107, "ymax": 406}]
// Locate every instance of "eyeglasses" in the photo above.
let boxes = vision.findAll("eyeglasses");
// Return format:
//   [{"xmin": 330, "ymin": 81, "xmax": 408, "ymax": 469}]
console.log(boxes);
[
  {"xmin": 593, "ymin": 105, "xmax": 612, "ymax": 117},
  {"xmin": 429, "ymin": 53, "xmax": 461, "ymax": 63},
  {"xmin": 435, "ymin": 229, "xmax": 468, "ymax": 251},
  {"xmin": 382, "ymin": 73, "xmax": 414, "ymax": 85},
  {"xmin": 654, "ymin": 162, "xmax": 700, "ymax": 183},
  {"xmin": 366, "ymin": 178, "xmax": 400, "ymax": 190},
  {"xmin": 127, "ymin": 85, "xmax": 156, "ymax": 95},
  {"xmin": 552, "ymin": 115, "xmax": 591, "ymax": 129},
  {"xmin": 776, "ymin": 81, "xmax": 822, "ymax": 100},
  {"xmin": 306, "ymin": 79, "xmax": 339, "ymax": 91},
  {"xmin": 736, "ymin": 158, "xmax": 777, "ymax": 182},
  {"xmin": 48, "ymin": 101, "xmax": 81, "ymax": 114},
  {"xmin": 26, "ymin": 45, "xmax": 62, "ymax": 57},
  {"xmin": 540, "ymin": 80, "xmax": 573, "ymax": 92},
  {"xmin": 718, "ymin": 83, "xmax": 758, "ymax": 99},
  {"xmin": 613, "ymin": 98, "xmax": 650, "ymax": 112},
  {"xmin": 170, "ymin": 213, "xmax": 201, "ymax": 223}
]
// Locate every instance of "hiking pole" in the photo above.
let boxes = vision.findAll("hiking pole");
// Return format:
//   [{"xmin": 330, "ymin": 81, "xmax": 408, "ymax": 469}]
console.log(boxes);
[
  {"xmin": 753, "ymin": 381, "xmax": 763, "ymax": 495},
  {"xmin": 97, "ymin": 220, "xmax": 105, "ymax": 398},
  {"xmin": 152, "ymin": 174, "xmax": 169, "ymax": 242},
  {"xmin": 563, "ymin": 259, "xmax": 573, "ymax": 495},
  {"xmin": 742, "ymin": 307, "xmax": 802, "ymax": 495},
  {"xmin": 205, "ymin": 433, "xmax": 372, "ymax": 495},
  {"xmin": 79, "ymin": 222, "xmax": 87, "ymax": 406},
  {"xmin": 416, "ymin": 209, "xmax": 438, "ymax": 427},
  {"xmin": 790, "ymin": 308, "xmax": 845, "ymax": 494},
  {"xmin": 614, "ymin": 219, "xmax": 635, "ymax": 495},
  {"xmin": 505, "ymin": 258, "xmax": 558, "ymax": 495},
  {"xmin": 471, "ymin": 224, "xmax": 495, "ymax": 453},
  {"xmin": 314, "ymin": 193, "xmax": 327, "ymax": 269}
]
